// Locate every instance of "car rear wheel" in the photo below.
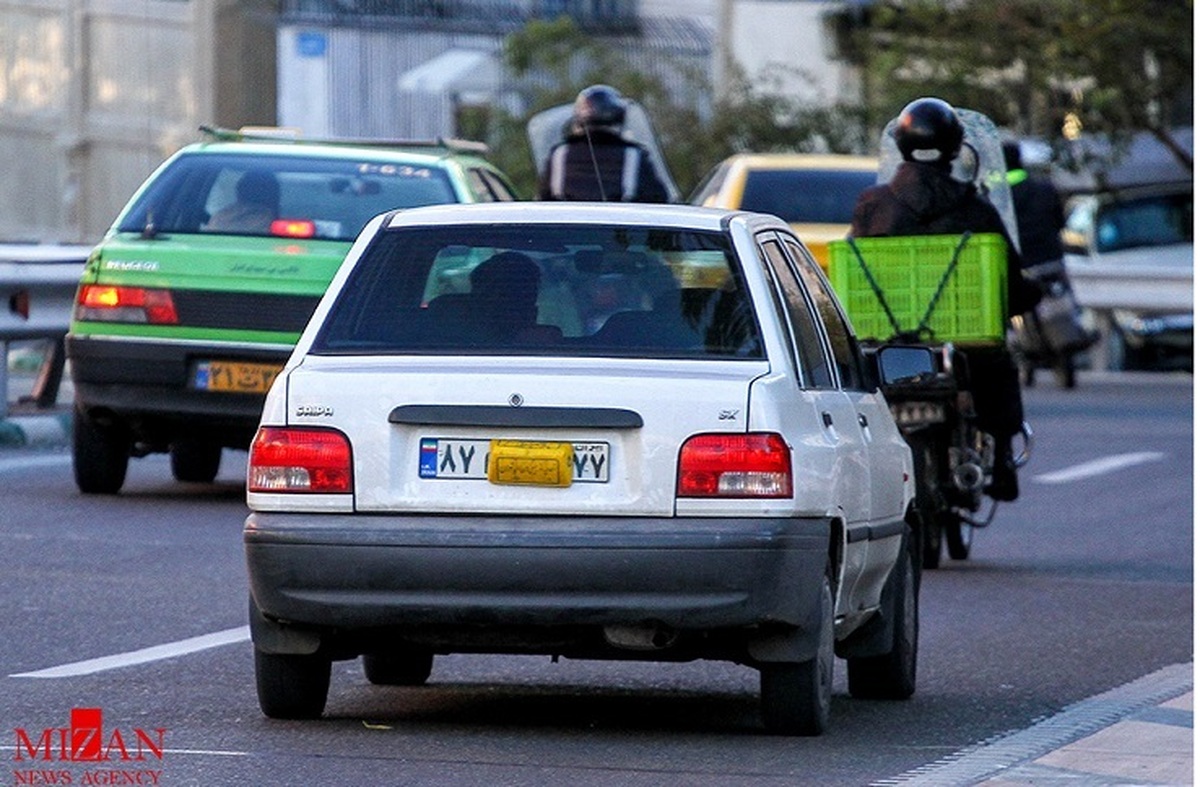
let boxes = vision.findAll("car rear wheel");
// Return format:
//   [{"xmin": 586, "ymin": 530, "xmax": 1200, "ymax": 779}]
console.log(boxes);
[
  {"xmin": 72, "ymin": 409, "xmax": 130, "ymax": 495},
  {"xmin": 170, "ymin": 440, "xmax": 222, "ymax": 483},
  {"xmin": 254, "ymin": 649, "xmax": 331, "ymax": 720},
  {"xmin": 363, "ymin": 649, "xmax": 434, "ymax": 686},
  {"xmin": 759, "ymin": 573, "xmax": 834, "ymax": 736},
  {"xmin": 847, "ymin": 531, "xmax": 918, "ymax": 700}
]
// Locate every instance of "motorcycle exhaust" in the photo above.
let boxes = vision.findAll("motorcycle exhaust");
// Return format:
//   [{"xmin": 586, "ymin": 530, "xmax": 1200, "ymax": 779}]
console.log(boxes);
[{"xmin": 953, "ymin": 462, "xmax": 985, "ymax": 492}]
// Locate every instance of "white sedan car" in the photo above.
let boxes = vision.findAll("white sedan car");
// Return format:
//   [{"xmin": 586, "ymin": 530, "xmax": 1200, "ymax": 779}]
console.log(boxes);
[{"xmin": 244, "ymin": 202, "xmax": 917, "ymax": 735}]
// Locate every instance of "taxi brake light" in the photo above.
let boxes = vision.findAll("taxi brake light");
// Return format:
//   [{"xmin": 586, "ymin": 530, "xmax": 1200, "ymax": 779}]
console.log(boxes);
[
  {"xmin": 677, "ymin": 433, "xmax": 792, "ymax": 498},
  {"xmin": 271, "ymin": 219, "xmax": 316, "ymax": 239},
  {"xmin": 77, "ymin": 285, "xmax": 179, "ymax": 324},
  {"xmin": 248, "ymin": 426, "xmax": 352, "ymax": 493}
]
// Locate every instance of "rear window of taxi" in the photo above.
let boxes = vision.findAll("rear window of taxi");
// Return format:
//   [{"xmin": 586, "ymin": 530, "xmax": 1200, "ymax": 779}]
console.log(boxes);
[
  {"xmin": 312, "ymin": 224, "xmax": 765, "ymax": 359},
  {"xmin": 116, "ymin": 152, "xmax": 458, "ymax": 242},
  {"xmin": 740, "ymin": 169, "xmax": 876, "ymax": 224}
]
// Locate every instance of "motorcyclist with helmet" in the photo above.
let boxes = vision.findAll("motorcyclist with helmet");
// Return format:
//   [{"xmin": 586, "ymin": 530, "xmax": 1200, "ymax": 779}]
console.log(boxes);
[
  {"xmin": 850, "ymin": 97, "xmax": 1041, "ymax": 501},
  {"xmin": 536, "ymin": 84, "xmax": 670, "ymax": 203}
]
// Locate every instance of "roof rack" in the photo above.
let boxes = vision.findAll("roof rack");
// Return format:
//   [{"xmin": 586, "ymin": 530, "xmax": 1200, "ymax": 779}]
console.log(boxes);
[{"xmin": 197, "ymin": 125, "xmax": 490, "ymax": 154}]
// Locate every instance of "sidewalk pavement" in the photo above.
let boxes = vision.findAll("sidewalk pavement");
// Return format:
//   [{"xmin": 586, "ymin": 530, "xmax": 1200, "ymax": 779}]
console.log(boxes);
[{"xmin": 880, "ymin": 663, "xmax": 1193, "ymax": 786}]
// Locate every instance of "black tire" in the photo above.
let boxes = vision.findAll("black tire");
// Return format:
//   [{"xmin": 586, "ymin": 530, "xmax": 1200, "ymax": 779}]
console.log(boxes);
[
  {"xmin": 945, "ymin": 513, "xmax": 973, "ymax": 561},
  {"xmin": 910, "ymin": 438, "xmax": 943, "ymax": 569},
  {"xmin": 1053, "ymin": 358, "xmax": 1076, "ymax": 389},
  {"xmin": 170, "ymin": 440, "xmax": 222, "ymax": 483},
  {"xmin": 1021, "ymin": 362, "xmax": 1036, "ymax": 387},
  {"xmin": 760, "ymin": 574, "xmax": 834, "ymax": 736},
  {"xmin": 847, "ymin": 531, "xmax": 918, "ymax": 700},
  {"xmin": 363, "ymin": 650, "xmax": 433, "ymax": 686},
  {"xmin": 255, "ymin": 649, "xmax": 331, "ymax": 720},
  {"xmin": 72, "ymin": 410, "xmax": 130, "ymax": 495}
]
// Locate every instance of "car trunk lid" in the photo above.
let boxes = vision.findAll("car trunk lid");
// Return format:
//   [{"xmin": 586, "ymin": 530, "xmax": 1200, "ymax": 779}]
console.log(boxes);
[{"xmin": 285, "ymin": 355, "xmax": 769, "ymax": 516}]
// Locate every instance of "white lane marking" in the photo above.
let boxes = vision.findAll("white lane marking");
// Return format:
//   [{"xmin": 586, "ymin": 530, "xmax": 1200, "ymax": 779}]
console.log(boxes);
[
  {"xmin": 0, "ymin": 455, "xmax": 71, "ymax": 473},
  {"xmin": 10, "ymin": 626, "xmax": 250, "ymax": 678},
  {"xmin": 1033, "ymin": 451, "xmax": 1165, "ymax": 484}
]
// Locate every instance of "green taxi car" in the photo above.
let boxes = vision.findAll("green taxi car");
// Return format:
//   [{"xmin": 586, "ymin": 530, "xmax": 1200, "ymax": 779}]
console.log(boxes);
[{"xmin": 66, "ymin": 127, "xmax": 518, "ymax": 494}]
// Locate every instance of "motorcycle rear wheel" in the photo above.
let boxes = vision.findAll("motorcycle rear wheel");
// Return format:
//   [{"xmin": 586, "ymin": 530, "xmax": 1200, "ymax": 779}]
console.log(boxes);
[{"xmin": 945, "ymin": 513, "xmax": 973, "ymax": 561}]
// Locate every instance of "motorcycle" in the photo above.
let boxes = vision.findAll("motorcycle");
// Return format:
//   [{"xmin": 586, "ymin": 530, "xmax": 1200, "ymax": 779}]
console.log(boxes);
[
  {"xmin": 525, "ymin": 97, "xmax": 682, "ymax": 203},
  {"xmin": 841, "ymin": 108, "xmax": 1032, "ymax": 569}
]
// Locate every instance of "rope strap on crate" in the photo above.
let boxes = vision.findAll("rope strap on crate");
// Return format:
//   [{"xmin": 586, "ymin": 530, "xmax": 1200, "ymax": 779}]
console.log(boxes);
[{"xmin": 845, "ymin": 231, "xmax": 974, "ymax": 342}]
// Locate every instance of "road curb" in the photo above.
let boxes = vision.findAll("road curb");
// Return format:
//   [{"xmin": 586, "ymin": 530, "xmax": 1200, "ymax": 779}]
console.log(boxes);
[{"xmin": 0, "ymin": 412, "xmax": 72, "ymax": 448}]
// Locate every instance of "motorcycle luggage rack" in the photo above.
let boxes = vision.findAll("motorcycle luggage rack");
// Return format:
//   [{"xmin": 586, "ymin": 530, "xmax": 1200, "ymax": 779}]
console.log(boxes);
[{"xmin": 844, "ymin": 232, "xmax": 975, "ymax": 343}]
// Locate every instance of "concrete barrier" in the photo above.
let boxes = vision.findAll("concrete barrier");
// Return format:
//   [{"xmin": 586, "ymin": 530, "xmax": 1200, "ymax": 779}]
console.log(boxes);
[{"xmin": 1, "ymin": 244, "xmax": 92, "ymax": 418}]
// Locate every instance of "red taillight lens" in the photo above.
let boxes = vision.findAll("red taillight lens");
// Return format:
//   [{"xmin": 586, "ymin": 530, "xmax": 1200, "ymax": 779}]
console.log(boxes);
[
  {"xmin": 270, "ymin": 219, "xmax": 316, "ymax": 238},
  {"xmin": 677, "ymin": 433, "xmax": 793, "ymax": 498},
  {"xmin": 248, "ymin": 427, "xmax": 352, "ymax": 493},
  {"xmin": 77, "ymin": 285, "xmax": 179, "ymax": 324}
]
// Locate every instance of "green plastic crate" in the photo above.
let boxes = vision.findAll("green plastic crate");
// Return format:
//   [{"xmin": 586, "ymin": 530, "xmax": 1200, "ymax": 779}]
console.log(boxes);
[{"xmin": 827, "ymin": 233, "xmax": 1008, "ymax": 344}]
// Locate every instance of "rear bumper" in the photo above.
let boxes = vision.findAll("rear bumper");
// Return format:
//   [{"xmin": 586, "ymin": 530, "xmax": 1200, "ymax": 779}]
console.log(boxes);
[
  {"xmin": 244, "ymin": 512, "xmax": 831, "ymax": 651},
  {"xmin": 66, "ymin": 335, "xmax": 287, "ymax": 445}
]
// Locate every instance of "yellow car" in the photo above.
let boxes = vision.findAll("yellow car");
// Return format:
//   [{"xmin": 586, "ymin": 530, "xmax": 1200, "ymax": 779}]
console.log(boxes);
[{"xmin": 690, "ymin": 153, "xmax": 878, "ymax": 269}]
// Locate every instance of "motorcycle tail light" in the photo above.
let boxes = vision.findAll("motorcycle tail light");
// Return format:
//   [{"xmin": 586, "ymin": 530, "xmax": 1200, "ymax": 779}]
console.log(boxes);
[
  {"xmin": 248, "ymin": 426, "xmax": 352, "ymax": 493},
  {"xmin": 677, "ymin": 433, "xmax": 792, "ymax": 498}
]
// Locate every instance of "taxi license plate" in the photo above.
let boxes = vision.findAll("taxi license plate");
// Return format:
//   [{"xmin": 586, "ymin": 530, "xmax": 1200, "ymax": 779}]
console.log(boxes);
[
  {"xmin": 418, "ymin": 438, "xmax": 609, "ymax": 485},
  {"xmin": 192, "ymin": 360, "xmax": 282, "ymax": 393}
]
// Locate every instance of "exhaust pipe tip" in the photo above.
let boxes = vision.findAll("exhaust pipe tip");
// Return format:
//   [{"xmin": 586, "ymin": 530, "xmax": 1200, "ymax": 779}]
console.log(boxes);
[{"xmin": 604, "ymin": 623, "xmax": 678, "ymax": 651}]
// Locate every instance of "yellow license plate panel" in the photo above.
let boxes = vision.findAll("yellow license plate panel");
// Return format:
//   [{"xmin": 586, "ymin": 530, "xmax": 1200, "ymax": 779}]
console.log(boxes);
[
  {"xmin": 194, "ymin": 360, "xmax": 282, "ymax": 393},
  {"xmin": 487, "ymin": 440, "xmax": 574, "ymax": 487}
]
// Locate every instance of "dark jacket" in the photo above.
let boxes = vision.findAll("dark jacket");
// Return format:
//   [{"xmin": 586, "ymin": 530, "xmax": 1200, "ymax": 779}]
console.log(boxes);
[
  {"xmin": 537, "ymin": 129, "xmax": 669, "ymax": 203},
  {"xmin": 1009, "ymin": 170, "xmax": 1066, "ymax": 268},
  {"xmin": 850, "ymin": 161, "xmax": 1040, "ymax": 316}
]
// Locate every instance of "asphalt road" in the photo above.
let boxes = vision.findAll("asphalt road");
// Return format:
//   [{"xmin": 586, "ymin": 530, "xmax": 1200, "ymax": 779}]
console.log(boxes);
[{"xmin": 0, "ymin": 372, "xmax": 1191, "ymax": 786}]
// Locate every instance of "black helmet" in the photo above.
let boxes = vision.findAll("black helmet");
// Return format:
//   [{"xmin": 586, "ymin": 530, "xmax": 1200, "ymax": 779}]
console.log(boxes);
[
  {"xmin": 572, "ymin": 84, "xmax": 626, "ymax": 133},
  {"xmin": 893, "ymin": 97, "xmax": 963, "ymax": 166}
]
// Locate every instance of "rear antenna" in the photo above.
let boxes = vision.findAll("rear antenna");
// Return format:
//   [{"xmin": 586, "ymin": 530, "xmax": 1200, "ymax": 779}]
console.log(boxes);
[
  {"xmin": 582, "ymin": 125, "xmax": 608, "ymax": 201},
  {"xmin": 141, "ymin": 209, "xmax": 157, "ymax": 240}
]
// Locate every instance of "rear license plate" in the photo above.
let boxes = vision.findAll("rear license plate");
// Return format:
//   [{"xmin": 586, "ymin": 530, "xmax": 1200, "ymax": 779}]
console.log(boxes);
[
  {"xmin": 418, "ymin": 438, "xmax": 610, "ymax": 484},
  {"xmin": 192, "ymin": 360, "xmax": 282, "ymax": 393}
]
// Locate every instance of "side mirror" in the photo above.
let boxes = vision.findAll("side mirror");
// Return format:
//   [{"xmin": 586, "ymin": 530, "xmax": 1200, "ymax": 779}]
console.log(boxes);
[{"xmin": 876, "ymin": 345, "xmax": 939, "ymax": 385}]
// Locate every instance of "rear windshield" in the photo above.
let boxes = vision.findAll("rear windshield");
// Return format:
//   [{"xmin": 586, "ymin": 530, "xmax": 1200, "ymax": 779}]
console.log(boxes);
[
  {"xmin": 313, "ymin": 224, "xmax": 764, "ymax": 359},
  {"xmin": 741, "ymin": 169, "xmax": 876, "ymax": 224},
  {"xmin": 116, "ymin": 151, "xmax": 458, "ymax": 241},
  {"xmin": 1091, "ymin": 193, "xmax": 1193, "ymax": 253}
]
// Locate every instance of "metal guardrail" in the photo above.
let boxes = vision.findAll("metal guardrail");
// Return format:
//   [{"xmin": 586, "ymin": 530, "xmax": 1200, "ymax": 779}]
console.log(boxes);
[
  {"xmin": 1, "ymin": 244, "xmax": 92, "ymax": 419},
  {"xmin": 1065, "ymin": 257, "xmax": 1194, "ymax": 370}
]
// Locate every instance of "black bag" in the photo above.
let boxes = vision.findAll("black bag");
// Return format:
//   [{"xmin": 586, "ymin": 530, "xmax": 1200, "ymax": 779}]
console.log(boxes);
[{"xmin": 1033, "ymin": 291, "xmax": 1095, "ymax": 354}]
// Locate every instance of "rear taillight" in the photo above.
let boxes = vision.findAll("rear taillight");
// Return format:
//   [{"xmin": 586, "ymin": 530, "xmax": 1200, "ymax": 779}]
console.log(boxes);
[
  {"xmin": 270, "ymin": 219, "xmax": 316, "ymax": 238},
  {"xmin": 248, "ymin": 427, "xmax": 352, "ymax": 493},
  {"xmin": 76, "ymin": 285, "xmax": 179, "ymax": 324},
  {"xmin": 677, "ymin": 433, "xmax": 792, "ymax": 498}
]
